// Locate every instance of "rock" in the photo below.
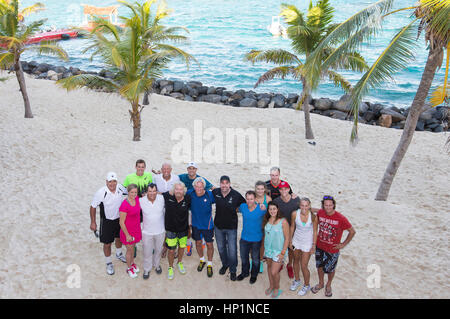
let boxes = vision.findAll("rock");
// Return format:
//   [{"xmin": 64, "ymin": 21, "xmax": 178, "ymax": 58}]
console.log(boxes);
[
  {"xmin": 184, "ymin": 95, "xmax": 194, "ymax": 102},
  {"xmin": 215, "ymin": 87, "xmax": 226, "ymax": 95},
  {"xmin": 370, "ymin": 103, "xmax": 385, "ymax": 116},
  {"xmin": 257, "ymin": 98, "xmax": 270, "ymax": 108},
  {"xmin": 159, "ymin": 80, "xmax": 173, "ymax": 88},
  {"xmin": 425, "ymin": 118, "xmax": 440, "ymax": 126},
  {"xmin": 222, "ymin": 90, "xmax": 234, "ymax": 97},
  {"xmin": 69, "ymin": 67, "xmax": 82, "ymax": 75},
  {"xmin": 426, "ymin": 123, "xmax": 440, "ymax": 130},
  {"xmin": 54, "ymin": 66, "xmax": 67, "ymax": 74},
  {"xmin": 200, "ymin": 94, "xmax": 222, "ymax": 104},
  {"xmin": 169, "ymin": 92, "xmax": 184, "ymax": 100},
  {"xmin": 228, "ymin": 92, "xmax": 244, "ymax": 104},
  {"xmin": 416, "ymin": 120, "xmax": 425, "ymax": 131},
  {"xmin": 330, "ymin": 110, "xmax": 348, "ymax": 120},
  {"xmin": 187, "ymin": 81, "xmax": 202, "ymax": 88},
  {"xmin": 173, "ymin": 81, "xmax": 184, "ymax": 92},
  {"xmin": 160, "ymin": 84, "xmax": 173, "ymax": 95},
  {"xmin": 47, "ymin": 70, "xmax": 57, "ymax": 78},
  {"xmin": 419, "ymin": 108, "xmax": 437, "ymax": 122},
  {"xmin": 333, "ymin": 94, "xmax": 352, "ymax": 112},
  {"xmin": 380, "ymin": 108, "xmax": 406, "ymax": 122},
  {"xmin": 235, "ymin": 89, "xmax": 246, "ymax": 97},
  {"xmin": 28, "ymin": 61, "xmax": 39, "ymax": 70},
  {"xmin": 314, "ymin": 98, "xmax": 333, "ymax": 111},
  {"xmin": 220, "ymin": 95, "xmax": 228, "ymax": 103},
  {"xmin": 198, "ymin": 86, "xmax": 208, "ymax": 95},
  {"xmin": 268, "ymin": 100, "xmax": 275, "ymax": 108},
  {"xmin": 272, "ymin": 94, "xmax": 285, "ymax": 108},
  {"xmin": 389, "ymin": 106, "xmax": 401, "ymax": 113},
  {"xmin": 239, "ymin": 97, "xmax": 258, "ymax": 108},
  {"xmin": 397, "ymin": 120, "xmax": 406, "ymax": 129},
  {"xmin": 206, "ymin": 86, "xmax": 216, "ymax": 95},
  {"xmin": 363, "ymin": 110, "xmax": 376, "ymax": 122},
  {"xmin": 287, "ymin": 93, "xmax": 299, "ymax": 104},
  {"xmin": 37, "ymin": 72, "xmax": 48, "ymax": 79},
  {"xmin": 359, "ymin": 102, "xmax": 369, "ymax": 115},
  {"xmin": 433, "ymin": 106, "xmax": 449, "ymax": 121},
  {"xmin": 62, "ymin": 72, "xmax": 73, "ymax": 79},
  {"xmin": 378, "ymin": 114, "xmax": 392, "ymax": 128},
  {"xmin": 181, "ymin": 85, "xmax": 190, "ymax": 95},
  {"xmin": 187, "ymin": 87, "xmax": 199, "ymax": 98},
  {"xmin": 20, "ymin": 61, "xmax": 30, "ymax": 72},
  {"xmin": 244, "ymin": 91, "xmax": 257, "ymax": 100},
  {"xmin": 256, "ymin": 93, "xmax": 272, "ymax": 100},
  {"xmin": 433, "ymin": 125, "xmax": 444, "ymax": 133}
]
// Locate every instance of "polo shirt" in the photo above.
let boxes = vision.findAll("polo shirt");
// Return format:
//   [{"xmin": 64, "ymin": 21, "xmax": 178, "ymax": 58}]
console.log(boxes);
[
  {"xmin": 140, "ymin": 194, "xmax": 165, "ymax": 235},
  {"xmin": 123, "ymin": 172, "xmax": 153, "ymax": 197},
  {"xmin": 91, "ymin": 184, "xmax": 127, "ymax": 220},
  {"xmin": 162, "ymin": 191, "xmax": 191, "ymax": 233},
  {"xmin": 212, "ymin": 188, "xmax": 246, "ymax": 230},
  {"xmin": 187, "ymin": 189, "xmax": 215, "ymax": 230},
  {"xmin": 239, "ymin": 203, "xmax": 266, "ymax": 242},
  {"xmin": 179, "ymin": 173, "xmax": 213, "ymax": 191},
  {"xmin": 153, "ymin": 174, "xmax": 180, "ymax": 193}
]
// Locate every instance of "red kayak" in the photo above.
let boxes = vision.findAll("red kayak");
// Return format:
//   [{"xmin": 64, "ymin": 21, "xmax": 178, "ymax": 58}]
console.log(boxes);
[{"xmin": 0, "ymin": 29, "xmax": 78, "ymax": 47}]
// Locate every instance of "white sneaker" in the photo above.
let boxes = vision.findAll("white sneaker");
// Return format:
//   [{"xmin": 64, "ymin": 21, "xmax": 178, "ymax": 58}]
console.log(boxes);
[
  {"xmin": 116, "ymin": 252, "xmax": 127, "ymax": 263},
  {"xmin": 127, "ymin": 267, "xmax": 137, "ymax": 278},
  {"xmin": 298, "ymin": 285, "xmax": 310, "ymax": 296},
  {"xmin": 131, "ymin": 263, "xmax": 140, "ymax": 273},
  {"xmin": 290, "ymin": 279, "xmax": 302, "ymax": 291},
  {"xmin": 106, "ymin": 262, "xmax": 115, "ymax": 275}
]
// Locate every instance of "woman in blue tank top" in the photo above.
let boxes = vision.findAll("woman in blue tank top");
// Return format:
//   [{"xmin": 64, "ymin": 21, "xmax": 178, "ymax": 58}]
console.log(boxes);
[{"xmin": 263, "ymin": 201, "xmax": 289, "ymax": 299}]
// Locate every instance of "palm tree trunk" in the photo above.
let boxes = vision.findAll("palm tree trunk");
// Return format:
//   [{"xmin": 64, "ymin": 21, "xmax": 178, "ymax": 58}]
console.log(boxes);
[
  {"xmin": 130, "ymin": 100, "xmax": 141, "ymax": 141},
  {"xmin": 14, "ymin": 57, "xmax": 33, "ymax": 118},
  {"xmin": 375, "ymin": 46, "xmax": 443, "ymax": 201},
  {"xmin": 143, "ymin": 90, "xmax": 149, "ymax": 105},
  {"xmin": 302, "ymin": 80, "xmax": 314, "ymax": 140}
]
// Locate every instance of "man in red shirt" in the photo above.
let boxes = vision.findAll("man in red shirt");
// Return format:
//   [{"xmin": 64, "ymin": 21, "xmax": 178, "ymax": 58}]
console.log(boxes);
[{"xmin": 311, "ymin": 196, "xmax": 356, "ymax": 297}]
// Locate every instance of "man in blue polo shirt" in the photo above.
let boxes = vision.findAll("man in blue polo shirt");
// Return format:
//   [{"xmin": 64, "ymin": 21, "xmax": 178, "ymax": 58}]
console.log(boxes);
[
  {"xmin": 187, "ymin": 176, "xmax": 216, "ymax": 278},
  {"xmin": 179, "ymin": 162, "xmax": 214, "ymax": 191}
]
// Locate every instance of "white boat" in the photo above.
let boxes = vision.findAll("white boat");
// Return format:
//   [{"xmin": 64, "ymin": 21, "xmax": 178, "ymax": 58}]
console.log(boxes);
[{"xmin": 267, "ymin": 16, "xmax": 287, "ymax": 38}]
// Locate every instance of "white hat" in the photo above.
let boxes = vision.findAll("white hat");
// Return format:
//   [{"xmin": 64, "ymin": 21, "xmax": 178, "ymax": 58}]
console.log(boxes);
[
  {"xmin": 106, "ymin": 172, "xmax": 118, "ymax": 181},
  {"xmin": 186, "ymin": 162, "xmax": 197, "ymax": 169}
]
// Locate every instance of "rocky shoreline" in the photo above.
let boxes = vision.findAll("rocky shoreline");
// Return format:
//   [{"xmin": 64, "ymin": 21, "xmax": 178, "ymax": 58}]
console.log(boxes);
[{"xmin": 19, "ymin": 60, "xmax": 450, "ymax": 133}]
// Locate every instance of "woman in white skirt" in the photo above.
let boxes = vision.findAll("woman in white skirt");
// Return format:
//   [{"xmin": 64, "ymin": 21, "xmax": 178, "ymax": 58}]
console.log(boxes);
[{"xmin": 289, "ymin": 198, "xmax": 318, "ymax": 296}]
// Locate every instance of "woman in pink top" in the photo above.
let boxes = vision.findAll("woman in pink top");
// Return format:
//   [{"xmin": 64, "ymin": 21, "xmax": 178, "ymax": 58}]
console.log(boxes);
[{"xmin": 119, "ymin": 184, "xmax": 142, "ymax": 278}]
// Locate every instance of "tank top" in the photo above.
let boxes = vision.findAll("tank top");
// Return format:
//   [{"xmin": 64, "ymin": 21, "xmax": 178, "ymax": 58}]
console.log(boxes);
[
  {"xmin": 264, "ymin": 218, "xmax": 286, "ymax": 259},
  {"xmin": 292, "ymin": 210, "xmax": 314, "ymax": 250}
]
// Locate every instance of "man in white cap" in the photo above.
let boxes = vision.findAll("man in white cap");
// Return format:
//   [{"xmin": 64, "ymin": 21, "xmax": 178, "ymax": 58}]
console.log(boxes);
[
  {"xmin": 90, "ymin": 172, "xmax": 128, "ymax": 275},
  {"xmin": 178, "ymin": 162, "xmax": 214, "ymax": 191}
]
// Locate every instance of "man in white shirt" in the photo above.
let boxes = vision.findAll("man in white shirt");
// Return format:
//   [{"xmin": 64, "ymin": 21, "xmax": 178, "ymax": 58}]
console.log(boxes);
[
  {"xmin": 140, "ymin": 183, "xmax": 166, "ymax": 279},
  {"xmin": 153, "ymin": 162, "xmax": 180, "ymax": 193},
  {"xmin": 90, "ymin": 172, "xmax": 127, "ymax": 275}
]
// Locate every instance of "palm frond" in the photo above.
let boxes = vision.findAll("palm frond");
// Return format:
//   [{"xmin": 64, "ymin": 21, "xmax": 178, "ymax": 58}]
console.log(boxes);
[
  {"xmin": 254, "ymin": 66, "xmax": 295, "ymax": 88},
  {"xmin": 327, "ymin": 70, "xmax": 352, "ymax": 92},
  {"xmin": 244, "ymin": 49, "xmax": 301, "ymax": 65},
  {"xmin": 20, "ymin": 3, "xmax": 45, "ymax": 17},
  {"xmin": 25, "ymin": 41, "xmax": 69, "ymax": 61},
  {"xmin": 57, "ymin": 74, "xmax": 118, "ymax": 91}
]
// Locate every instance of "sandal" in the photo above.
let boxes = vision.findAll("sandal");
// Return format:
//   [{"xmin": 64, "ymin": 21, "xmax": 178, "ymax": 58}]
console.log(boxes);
[
  {"xmin": 325, "ymin": 286, "xmax": 332, "ymax": 297},
  {"xmin": 265, "ymin": 288, "xmax": 273, "ymax": 296},
  {"xmin": 271, "ymin": 289, "xmax": 283, "ymax": 299},
  {"xmin": 311, "ymin": 284, "xmax": 324, "ymax": 294}
]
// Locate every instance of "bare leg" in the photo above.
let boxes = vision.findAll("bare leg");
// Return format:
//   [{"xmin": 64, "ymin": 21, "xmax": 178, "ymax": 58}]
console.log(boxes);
[
  {"xmin": 125, "ymin": 244, "xmax": 134, "ymax": 268},
  {"xmin": 293, "ymin": 249, "xmax": 302, "ymax": 281},
  {"xmin": 300, "ymin": 251, "xmax": 312, "ymax": 286},
  {"xmin": 114, "ymin": 238, "xmax": 122, "ymax": 249},
  {"xmin": 265, "ymin": 259, "xmax": 274, "ymax": 295},
  {"xmin": 103, "ymin": 243, "xmax": 112, "ymax": 257},
  {"xmin": 196, "ymin": 240, "xmax": 204, "ymax": 259},
  {"xmin": 270, "ymin": 261, "xmax": 283, "ymax": 296},
  {"xmin": 206, "ymin": 242, "xmax": 214, "ymax": 262},
  {"xmin": 168, "ymin": 248, "xmax": 175, "ymax": 268}
]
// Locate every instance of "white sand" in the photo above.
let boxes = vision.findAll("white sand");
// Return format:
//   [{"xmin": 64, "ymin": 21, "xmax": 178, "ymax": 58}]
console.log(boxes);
[{"xmin": 0, "ymin": 75, "xmax": 449, "ymax": 299}]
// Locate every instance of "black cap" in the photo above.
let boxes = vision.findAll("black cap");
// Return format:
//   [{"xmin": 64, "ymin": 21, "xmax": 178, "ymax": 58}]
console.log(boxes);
[{"xmin": 220, "ymin": 175, "xmax": 230, "ymax": 183}]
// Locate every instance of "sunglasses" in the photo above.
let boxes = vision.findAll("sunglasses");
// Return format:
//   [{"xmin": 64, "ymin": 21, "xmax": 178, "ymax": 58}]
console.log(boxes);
[{"xmin": 323, "ymin": 195, "xmax": 334, "ymax": 200}]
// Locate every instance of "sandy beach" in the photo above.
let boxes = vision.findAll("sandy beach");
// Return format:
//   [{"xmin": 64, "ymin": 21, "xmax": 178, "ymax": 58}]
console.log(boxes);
[{"xmin": 0, "ymin": 74, "xmax": 449, "ymax": 299}]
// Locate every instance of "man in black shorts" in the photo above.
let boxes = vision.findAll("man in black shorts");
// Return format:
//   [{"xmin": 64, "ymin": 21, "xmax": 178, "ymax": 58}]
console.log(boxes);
[
  {"xmin": 90, "ymin": 172, "xmax": 127, "ymax": 275},
  {"xmin": 162, "ymin": 181, "xmax": 191, "ymax": 280}
]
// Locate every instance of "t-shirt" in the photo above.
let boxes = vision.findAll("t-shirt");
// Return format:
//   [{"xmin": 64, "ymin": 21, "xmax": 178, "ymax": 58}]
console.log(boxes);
[
  {"xmin": 316, "ymin": 209, "xmax": 352, "ymax": 254},
  {"xmin": 91, "ymin": 185, "xmax": 127, "ymax": 220},
  {"xmin": 162, "ymin": 191, "xmax": 191, "ymax": 233},
  {"xmin": 265, "ymin": 180, "xmax": 293, "ymax": 200},
  {"xmin": 239, "ymin": 203, "xmax": 266, "ymax": 242},
  {"xmin": 212, "ymin": 188, "xmax": 246, "ymax": 230},
  {"xmin": 123, "ymin": 172, "xmax": 153, "ymax": 197},
  {"xmin": 273, "ymin": 196, "xmax": 300, "ymax": 225},
  {"xmin": 153, "ymin": 174, "xmax": 180, "ymax": 193},
  {"xmin": 178, "ymin": 174, "xmax": 213, "ymax": 191},
  {"xmin": 140, "ymin": 194, "xmax": 165, "ymax": 235},
  {"xmin": 187, "ymin": 189, "xmax": 215, "ymax": 230}
]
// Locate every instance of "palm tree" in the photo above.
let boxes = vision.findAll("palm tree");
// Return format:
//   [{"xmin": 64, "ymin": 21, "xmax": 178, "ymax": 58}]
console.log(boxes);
[
  {"xmin": 57, "ymin": 0, "xmax": 196, "ymax": 141},
  {"xmin": 0, "ymin": 0, "xmax": 68, "ymax": 118},
  {"xmin": 245, "ymin": 0, "xmax": 368, "ymax": 140},
  {"xmin": 304, "ymin": 0, "xmax": 449, "ymax": 200}
]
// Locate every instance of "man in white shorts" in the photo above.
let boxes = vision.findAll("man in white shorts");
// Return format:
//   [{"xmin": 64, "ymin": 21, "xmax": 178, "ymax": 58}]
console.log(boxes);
[
  {"xmin": 140, "ymin": 183, "xmax": 166, "ymax": 279},
  {"xmin": 90, "ymin": 172, "xmax": 127, "ymax": 275}
]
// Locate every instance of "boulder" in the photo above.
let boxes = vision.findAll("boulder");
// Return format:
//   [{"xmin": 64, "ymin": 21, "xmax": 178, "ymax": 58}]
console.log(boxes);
[
  {"xmin": 69, "ymin": 67, "xmax": 82, "ymax": 75},
  {"xmin": 173, "ymin": 81, "xmax": 184, "ymax": 92},
  {"xmin": 359, "ymin": 102, "xmax": 369, "ymax": 115},
  {"xmin": 419, "ymin": 107, "xmax": 437, "ymax": 122},
  {"xmin": 380, "ymin": 108, "xmax": 406, "ymax": 122},
  {"xmin": 169, "ymin": 92, "xmax": 184, "ymax": 100},
  {"xmin": 184, "ymin": 95, "xmax": 194, "ymax": 102},
  {"xmin": 206, "ymin": 86, "xmax": 216, "ymax": 95},
  {"xmin": 222, "ymin": 91, "xmax": 233, "ymax": 97},
  {"xmin": 330, "ymin": 110, "xmax": 348, "ymax": 120},
  {"xmin": 228, "ymin": 92, "xmax": 244, "ymax": 104},
  {"xmin": 363, "ymin": 110, "xmax": 376, "ymax": 122},
  {"xmin": 54, "ymin": 66, "xmax": 67, "ymax": 74},
  {"xmin": 187, "ymin": 81, "xmax": 202, "ymax": 88},
  {"xmin": 272, "ymin": 94, "xmax": 286, "ymax": 108},
  {"xmin": 187, "ymin": 87, "xmax": 199, "ymax": 98},
  {"xmin": 433, "ymin": 125, "xmax": 444, "ymax": 133},
  {"xmin": 244, "ymin": 91, "xmax": 257, "ymax": 100},
  {"xmin": 239, "ymin": 97, "xmax": 258, "ymax": 108},
  {"xmin": 62, "ymin": 72, "xmax": 73, "ymax": 79},
  {"xmin": 160, "ymin": 84, "xmax": 174, "ymax": 95},
  {"xmin": 257, "ymin": 98, "xmax": 270, "ymax": 108},
  {"xmin": 415, "ymin": 120, "xmax": 425, "ymax": 131},
  {"xmin": 198, "ymin": 86, "xmax": 209, "ymax": 95},
  {"xmin": 314, "ymin": 98, "xmax": 333, "ymax": 111},
  {"xmin": 37, "ymin": 72, "xmax": 48, "ymax": 79},
  {"xmin": 28, "ymin": 61, "xmax": 39, "ymax": 70},
  {"xmin": 215, "ymin": 87, "xmax": 226, "ymax": 95},
  {"xmin": 370, "ymin": 103, "xmax": 385, "ymax": 116},
  {"xmin": 287, "ymin": 93, "xmax": 299, "ymax": 104},
  {"xmin": 333, "ymin": 94, "xmax": 352, "ymax": 112},
  {"xmin": 159, "ymin": 80, "xmax": 173, "ymax": 88},
  {"xmin": 220, "ymin": 95, "xmax": 228, "ymax": 103},
  {"xmin": 200, "ymin": 94, "xmax": 222, "ymax": 104},
  {"xmin": 378, "ymin": 114, "xmax": 392, "ymax": 128},
  {"xmin": 256, "ymin": 93, "xmax": 272, "ymax": 100}
]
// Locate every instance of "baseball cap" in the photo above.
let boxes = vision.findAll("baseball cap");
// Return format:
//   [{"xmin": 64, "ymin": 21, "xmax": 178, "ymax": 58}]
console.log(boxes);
[
  {"xmin": 186, "ymin": 162, "xmax": 197, "ymax": 169},
  {"xmin": 220, "ymin": 175, "xmax": 230, "ymax": 183},
  {"xmin": 279, "ymin": 181, "xmax": 290, "ymax": 189},
  {"xmin": 106, "ymin": 172, "xmax": 118, "ymax": 181}
]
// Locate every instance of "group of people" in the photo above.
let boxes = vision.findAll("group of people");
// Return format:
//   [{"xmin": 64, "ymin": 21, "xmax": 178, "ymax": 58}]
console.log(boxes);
[{"xmin": 90, "ymin": 160, "xmax": 356, "ymax": 298}]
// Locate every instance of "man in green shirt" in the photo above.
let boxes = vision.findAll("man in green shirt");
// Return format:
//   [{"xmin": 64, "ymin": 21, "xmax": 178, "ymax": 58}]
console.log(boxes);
[{"xmin": 123, "ymin": 159, "xmax": 153, "ymax": 197}]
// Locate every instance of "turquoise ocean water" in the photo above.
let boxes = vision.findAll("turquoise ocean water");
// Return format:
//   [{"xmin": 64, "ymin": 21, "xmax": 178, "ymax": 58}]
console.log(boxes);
[{"xmin": 20, "ymin": 0, "xmax": 446, "ymax": 107}]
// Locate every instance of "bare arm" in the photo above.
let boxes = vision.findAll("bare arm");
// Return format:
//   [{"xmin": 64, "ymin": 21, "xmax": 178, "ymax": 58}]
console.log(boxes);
[
  {"xmin": 119, "ymin": 211, "xmax": 133, "ymax": 243},
  {"xmin": 289, "ymin": 210, "xmax": 297, "ymax": 249},
  {"xmin": 333, "ymin": 227, "xmax": 356, "ymax": 250},
  {"xmin": 89, "ymin": 206, "xmax": 97, "ymax": 231},
  {"xmin": 310, "ymin": 213, "xmax": 319, "ymax": 254},
  {"xmin": 279, "ymin": 219, "xmax": 290, "ymax": 259}
]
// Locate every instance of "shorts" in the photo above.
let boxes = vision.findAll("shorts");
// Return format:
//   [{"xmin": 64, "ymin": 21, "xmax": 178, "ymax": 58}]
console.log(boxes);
[
  {"xmin": 99, "ymin": 217, "xmax": 121, "ymax": 244},
  {"xmin": 191, "ymin": 226, "xmax": 214, "ymax": 243},
  {"xmin": 315, "ymin": 247, "xmax": 340, "ymax": 273},
  {"xmin": 165, "ymin": 230, "xmax": 188, "ymax": 250}
]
